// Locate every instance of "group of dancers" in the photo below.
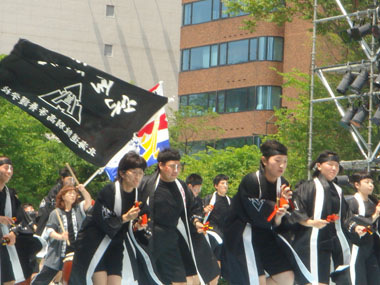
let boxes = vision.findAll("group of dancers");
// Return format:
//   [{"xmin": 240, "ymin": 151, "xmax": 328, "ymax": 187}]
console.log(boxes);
[{"xmin": 1, "ymin": 140, "xmax": 380, "ymax": 285}]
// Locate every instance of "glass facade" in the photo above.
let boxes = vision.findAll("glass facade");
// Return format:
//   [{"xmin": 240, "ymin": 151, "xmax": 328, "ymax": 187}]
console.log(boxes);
[
  {"xmin": 179, "ymin": 86, "xmax": 282, "ymax": 115},
  {"xmin": 189, "ymin": 136, "xmax": 263, "ymax": 154},
  {"xmin": 183, "ymin": 0, "xmax": 248, "ymax": 26},
  {"xmin": 181, "ymin": 37, "xmax": 284, "ymax": 71}
]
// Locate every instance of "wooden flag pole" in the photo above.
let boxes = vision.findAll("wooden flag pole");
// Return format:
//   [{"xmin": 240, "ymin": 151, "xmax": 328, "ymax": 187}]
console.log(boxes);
[
  {"xmin": 65, "ymin": 163, "xmax": 80, "ymax": 185},
  {"xmin": 55, "ymin": 209, "xmax": 70, "ymax": 246}
]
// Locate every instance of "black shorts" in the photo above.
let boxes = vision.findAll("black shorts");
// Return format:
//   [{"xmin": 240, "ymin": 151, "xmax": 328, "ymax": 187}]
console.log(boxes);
[
  {"xmin": 94, "ymin": 239, "xmax": 123, "ymax": 276},
  {"xmin": 252, "ymin": 229, "xmax": 293, "ymax": 277},
  {"xmin": 153, "ymin": 226, "xmax": 187, "ymax": 283}
]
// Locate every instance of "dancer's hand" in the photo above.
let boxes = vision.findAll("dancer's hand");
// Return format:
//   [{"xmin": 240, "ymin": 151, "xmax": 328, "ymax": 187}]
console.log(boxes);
[
  {"xmin": 0, "ymin": 216, "xmax": 13, "ymax": 225},
  {"xmin": 122, "ymin": 205, "xmax": 140, "ymax": 223},
  {"xmin": 355, "ymin": 225, "xmax": 367, "ymax": 237}
]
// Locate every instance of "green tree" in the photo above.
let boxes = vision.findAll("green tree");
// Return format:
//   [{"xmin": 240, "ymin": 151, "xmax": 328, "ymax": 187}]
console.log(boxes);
[
  {"xmin": 0, "ymin": 54, "xmax": 108, "ymax": 206},
  {"xmin": 268, "ymin": 69, "xmax": 363, "ymax": 188},
  {"xmin": 0, "ymin": 98, "xmax": 108, "ymax": 206},
  {"xmin": 225, "ymin": 0, "xmax": 363, "ymax": 34},
  {"xmin": 179, "ymin": 145, "xmax": 262, "ymax": 197},
  {"xmin": 168, "ymin": 106, "xmax": 224, "ymax": 155}
]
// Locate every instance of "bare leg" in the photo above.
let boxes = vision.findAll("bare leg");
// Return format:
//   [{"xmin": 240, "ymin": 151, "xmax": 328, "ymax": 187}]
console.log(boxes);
[
  {"xmin": 92, "ymin": 271, "xmax": 107, "ymax": 285},
  {"xmin": 106, "ymin": 275, "xmax": 121, "ymax": 285},
  {"xmin": 208, "ymin": 274, "xmax": 219, "ymax": 285},
  {"xmin": 266, "ymin": 271, "xmax": 294, "ymax": 285}
]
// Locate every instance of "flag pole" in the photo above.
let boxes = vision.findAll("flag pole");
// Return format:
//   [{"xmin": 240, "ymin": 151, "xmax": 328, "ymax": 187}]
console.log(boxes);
[{"xmin": 83, "ymin": 167, "xmax": 105, "ymax": 187}]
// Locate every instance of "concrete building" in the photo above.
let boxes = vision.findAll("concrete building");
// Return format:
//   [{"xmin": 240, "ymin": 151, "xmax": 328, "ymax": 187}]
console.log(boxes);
[
  {"xmin": 0, "ymin": 0, "xmax": 181, "ymax": 110},
  {"xmin": 179, "ymin": 0, "xmax": 313, "ymax": 151}
]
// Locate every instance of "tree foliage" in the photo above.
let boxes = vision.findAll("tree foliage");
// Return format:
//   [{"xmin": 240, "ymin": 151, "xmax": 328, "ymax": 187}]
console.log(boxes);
[
  {"xmin": 0, "ymin": 56, "xmax": 108, "ymax": 207},
  {"xmin": 168, "ymin": 106, "xmax": 224, "ymax": 155},
  {"xmin": 266, "ymin": 69, "xmax": 361, "ymax": 187},
  {"xmin": 179, "ymin": 145, "xmax": 262, "ymax": 197},
  {"xmin": 0, "ymin": 97, "xmax": 109, "ymax": 206},
  {"xmin": 225, "ymin": 0, "xmax": 366, "ymax": 33}
]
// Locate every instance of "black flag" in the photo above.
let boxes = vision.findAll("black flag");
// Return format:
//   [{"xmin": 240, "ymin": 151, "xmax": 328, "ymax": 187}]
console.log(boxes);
[{"xmin": 0, "ymin": 39, "xmax": 168, "ymax": 167}]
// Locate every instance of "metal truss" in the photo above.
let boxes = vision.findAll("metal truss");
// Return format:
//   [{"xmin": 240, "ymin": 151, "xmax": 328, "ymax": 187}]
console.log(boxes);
[{"xmin": 308, "ymin": 0, "xmax": 380, "ymax": 175}]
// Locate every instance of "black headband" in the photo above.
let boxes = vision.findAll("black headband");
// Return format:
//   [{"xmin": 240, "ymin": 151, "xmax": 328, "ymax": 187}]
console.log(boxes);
[
  {"xmin": 0, "ymin": 158, "xmax": 12, "ymax": 166},
  {"xmin": 262, "ymin": 149, "xmax": 287, "ymax": 158},
  {"xmin": 318, "ymin": 155, "xmax": 340, "ymax": 164}
]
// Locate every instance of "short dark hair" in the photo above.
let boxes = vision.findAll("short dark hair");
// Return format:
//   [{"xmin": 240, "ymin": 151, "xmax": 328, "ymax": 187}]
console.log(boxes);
[
  {"xmin": 350, "ymin": 171, "xmax": 373, "ymax": 186},
  {"xmin": 117, "ymin": 152, "xmax": 147, "ymax": 180},
  {"xmin": 260, "ymin": 140, "xmax": 287, "ymax": 157},
  {"xmin": 186, "ymin": 173, "xmax": 203, "ymax": 186},
  {"xmin": 59, "ymin": 167, "xmax": 72, "ymax": 178},
  {"xmin": 213, "ymin": 174, "xmax": 229, "ymax": 186},
  {"xmin": 310, "ymin": 150, "xmax": 342, "ymax": 178},
  {"xmin": 157, "ymin": 148, "xmax": 181, "ymax": 164},
  {"xmin": 260, "ymin": 140, "xmax": 287, "ymax": 168},
  {"xmin": 22, "ymin": 203, "xmax": 34, "ymax": 210}
]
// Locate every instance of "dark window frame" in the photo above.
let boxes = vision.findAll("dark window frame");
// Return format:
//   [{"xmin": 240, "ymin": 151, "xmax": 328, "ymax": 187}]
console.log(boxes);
[{"xmin": 180, "ymin": 36, "xmax": 284, "ymax": 72}]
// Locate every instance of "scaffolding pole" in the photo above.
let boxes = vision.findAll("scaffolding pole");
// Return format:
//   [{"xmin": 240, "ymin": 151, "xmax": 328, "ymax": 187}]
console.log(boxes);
[{"xmin": 308, "ymin": 0, "xmax": 380, "ymax": 171}]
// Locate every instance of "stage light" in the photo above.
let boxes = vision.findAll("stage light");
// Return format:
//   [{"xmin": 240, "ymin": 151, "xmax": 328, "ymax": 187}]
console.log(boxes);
[
  {"xmin": 374, "ymin": 73, "xmax": 380, "ymax": 88},
  {"xmin": 350, "ymin": 105, "xmax": 368, "ymax": 127},
  {"xmin": 347, "ymin": 23, "xmax": 372, "ymax": 40},
  {"xmin": 336, "ymin": 71, "xmax": 356, "ymax": 94},
  {"xmin": 339, "ymin": 105, "xmax": 357, "ymax": 128},
  {"xmin": 372, "ymin": 25, "xmax": 380, "ymax": 39},
  {"xmin": 372, "ymin": 106, "xmax": 380, "ymax": 126},
  {"xmin": 350, "ymin": 69, "xmax": 369, "ymax": 94}
]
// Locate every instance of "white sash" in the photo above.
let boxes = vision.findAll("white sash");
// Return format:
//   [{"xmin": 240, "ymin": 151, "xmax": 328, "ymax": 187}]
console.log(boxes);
[
  {"xmin": 350, "ymin": 193, "xmax": 366, "ymax": 284},
  {"xmin": 254, "ymin": 172, "xmax": 315, "ymax": 283},
  {"xmin": 312, "ymin": 178, "xmax": 350, "ymax": 283},
  {"xmin": 174, "ymin": 179, "xmax": 206, "ymax": 285},
  {"xmin": 256, "ymin": 170, "xmax": 281, "ymax": 199},
  {"xmin": 86, "ymin": 181, "xmax": 137, "ymax": 284},
  {"xmin": 0, "ymin": 186, "xmax": 25, "ymax": 283},
  {"xmin": 203, "ymin": 191, "xmax": 231, "ymax": 224},
  {"xmin": 242, "ymin": 223, "xmax": 259, "ymax": 284}
]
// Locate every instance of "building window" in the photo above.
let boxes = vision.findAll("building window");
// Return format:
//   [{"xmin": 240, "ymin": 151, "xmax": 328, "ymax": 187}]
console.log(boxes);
[
  {"xmin": 106, "ymin": 5, "xmax": 115, "ymax": 17},
  {"xmin": 183, "ymin": 4, "xmax": 192, "ymax": 25},
  {"xmin": 192, "ymin": 0, "xmax": 212, "ymax": 24},
  {"xmin": 179, "ymin": 86, "xmax": 282, "ymax": 114},
  {"xmin": 182, "ymin": 0, "xmax": 248, "ymax": 26},
  {"xmin": 190, "ymin": 46, "xmax": 210, "ymax": 70},
  {"xmin": 188, "ymin": 93, "xmax": 209, "ymax": 115},
  {"xmin": 253, "ymin": 135, "xmax": 262, "ymax": 147},
  {"xmin": 104, "ymin": 44, "xmax": 113, "ymax": 57},
  {"xmin": 182, "ymin": 49, "xmax": 190, "ymax": 71},
  {"xmin": 180, "ymin": 36, "xmax": 284, "ymax": 71},
  {"xmin": 189, "ymin": 136, "xmax": 255, "ymax": 154},
  {"xmin": 227, "ymin": 39, "xmax": 249, "ymax": 64},
  {"xmin": 225, "ymin": 88, "xmax": 248, "ymax": 112},
  {"xmin": 256, "ymin": 86, "xmax": 281, "ymax": 110}
]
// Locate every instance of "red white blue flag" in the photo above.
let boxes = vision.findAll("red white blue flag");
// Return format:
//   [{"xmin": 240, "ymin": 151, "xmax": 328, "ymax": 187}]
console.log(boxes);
[
  {"xmin": 105, "ymin": 81, "xmax": 169, "ymax": 181},
  {"xmin": 138, "ymin": 82, "xmax": 170, "ymax": 166}
]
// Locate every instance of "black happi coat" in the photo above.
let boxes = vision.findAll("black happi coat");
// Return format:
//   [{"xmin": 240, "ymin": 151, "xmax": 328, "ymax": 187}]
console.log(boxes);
[
  {"xmin": 347, "ymin": 193, "xmax": 380, "ymax": 285},
  {"xmin": 223, "ymin": 170, "xmax": 313, "ymax": 284},
  {"xmin": 69, "ymin": 182, "xmax": 161, "ymax": 285},
  {"xmin": 203, "ymin": 192, "xmax": 231, "ymax": 238},
  {"xmin": 138, "ymin": 172, "xmax": 220, "ymax": 284},
  {"xmin": 291, "ymin": 175, "xmax": 352, "ymax": 283},
  {"xmin": 0, "ymin": 186, "xmax": 26, "ymax": 283}
]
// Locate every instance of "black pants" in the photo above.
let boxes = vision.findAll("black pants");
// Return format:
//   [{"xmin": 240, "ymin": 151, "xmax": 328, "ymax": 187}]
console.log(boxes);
[{"xmin": 31, "ymin": 265, "xmax": 58, "ymax": 285}]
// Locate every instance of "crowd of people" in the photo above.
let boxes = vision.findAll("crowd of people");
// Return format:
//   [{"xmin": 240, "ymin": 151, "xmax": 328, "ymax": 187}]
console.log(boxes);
[{"xmin": 1, "ymin": 141, "xmax": 380, "ymax": 285}]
